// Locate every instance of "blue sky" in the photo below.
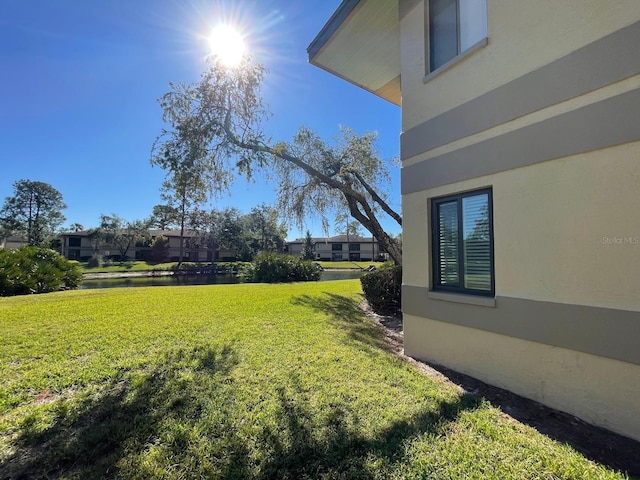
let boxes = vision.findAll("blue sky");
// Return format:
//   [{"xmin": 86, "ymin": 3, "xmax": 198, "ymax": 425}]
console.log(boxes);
[{"xmin": 0, "ymin": 1, "xmax": 401, "ymax": 240}]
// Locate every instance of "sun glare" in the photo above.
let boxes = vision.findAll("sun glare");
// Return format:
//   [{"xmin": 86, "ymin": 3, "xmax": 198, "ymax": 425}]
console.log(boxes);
[{"xmin": 208, "ymin": 24, "xmax": 245, "ymax": 67}]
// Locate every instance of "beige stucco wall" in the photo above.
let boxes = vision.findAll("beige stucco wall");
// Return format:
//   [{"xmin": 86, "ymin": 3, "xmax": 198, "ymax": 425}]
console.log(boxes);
[
  {"xmin": 403, "ymin": 141, "xmax": 640, "ymax": 311},
  {"xmin": 404, "ymin": 314, "xmax": 640, "ymax": 441},
  {"xmin": 397, "ymin": 0, "xmax": 640, "ymax": 442},
  {"xmin": 400, "ymin": 0, "xmax": 640, "ymax": 131}
]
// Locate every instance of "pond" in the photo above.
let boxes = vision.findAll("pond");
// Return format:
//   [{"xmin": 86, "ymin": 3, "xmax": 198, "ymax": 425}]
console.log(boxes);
[{"xmin": 80, "ymin": 270, "xmax": 364, "ymax": 289}]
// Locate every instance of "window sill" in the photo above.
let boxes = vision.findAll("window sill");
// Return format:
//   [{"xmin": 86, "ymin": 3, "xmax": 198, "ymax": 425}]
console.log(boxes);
[
  {"xmin": 423, "ymin": 37, "xmax": 488, "ymax": 84},
  {"xmin": 427, "ymin": 290, "xmax": 496, "ymax": 307}
]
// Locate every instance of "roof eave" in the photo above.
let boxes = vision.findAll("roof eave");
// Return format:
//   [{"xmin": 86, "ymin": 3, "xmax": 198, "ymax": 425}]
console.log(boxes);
[{"xmin": 307, "ymin": 0, "xmax": 401, "ymax": 106}]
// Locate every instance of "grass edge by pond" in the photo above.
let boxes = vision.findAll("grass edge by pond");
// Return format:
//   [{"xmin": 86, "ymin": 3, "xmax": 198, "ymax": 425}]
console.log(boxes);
[{"xmin": 78, "ymin": 260, "xmax": 387, "ymax": 274}]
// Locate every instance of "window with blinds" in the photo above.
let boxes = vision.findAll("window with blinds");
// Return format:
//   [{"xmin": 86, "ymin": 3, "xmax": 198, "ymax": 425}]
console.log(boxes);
[{"xmin": 432, "ymin": 188, "xmax": 494, "ymax": 295}]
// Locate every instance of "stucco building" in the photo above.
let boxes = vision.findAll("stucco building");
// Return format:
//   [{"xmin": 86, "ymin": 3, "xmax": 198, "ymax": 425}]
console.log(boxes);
[
  {"xmin": 59, "ymin": 230, "xmax": 213, "ymax": 262},
  {"xmin": 286, "ymin": 235, "xmax": 383, "ymax": 261},
  {"xmin": 310, "ymin": 0, "xmax": 640, "ymax": 441}
]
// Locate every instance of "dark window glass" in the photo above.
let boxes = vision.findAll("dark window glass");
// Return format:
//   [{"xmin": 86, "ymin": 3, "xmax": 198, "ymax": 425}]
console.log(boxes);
[
  {"xmin": 429, "ymin": 0, "xmax": 458, "ymax": 71},
  {"xmin": 332, "ymin": 244, "xmax": 343, "ymax": 251},
  {"xmin": 68, "ymin": 237, "xmax": 81, "ymax": 247},
  {"xmin": 432, "ymin": 188, "xmax": 493, "ymax": 295},
  {"xmin": 428, "ymin": 0, "xmax": 487, "ymax": 72},
  {"xmin": 349, "ymin": 243, "xmax": 360, "ymax": 251}
]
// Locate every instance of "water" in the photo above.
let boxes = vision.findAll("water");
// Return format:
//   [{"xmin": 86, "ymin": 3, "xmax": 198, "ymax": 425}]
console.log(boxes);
[{"xmin": 80, "ymin": 270, "xmax": 363, "ymax": 289}]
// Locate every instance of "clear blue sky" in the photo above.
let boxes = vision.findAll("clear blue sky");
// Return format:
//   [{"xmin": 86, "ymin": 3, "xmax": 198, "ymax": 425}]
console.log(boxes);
[{"xmin": 0, "ymin": 1, "xmax": 401, "ymax": 240}]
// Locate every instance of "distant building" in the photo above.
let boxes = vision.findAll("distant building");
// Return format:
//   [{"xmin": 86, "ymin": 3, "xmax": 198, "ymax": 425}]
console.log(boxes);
[
  {"xmin": 286, "ymin": 235, "xmax": 385, "ymax": 261},
  {"xmin": 59, "ymin": 230, "xmax": 235, "ymax": 262},
  {"xmin": 0, "ymin": 235, "xmax": 28, "ymax": 250}
]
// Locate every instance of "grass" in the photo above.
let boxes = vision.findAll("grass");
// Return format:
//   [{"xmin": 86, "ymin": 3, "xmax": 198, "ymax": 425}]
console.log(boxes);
[{"xmin": 0, "ymin": 280, "xmax": 629, "ymax": 479}]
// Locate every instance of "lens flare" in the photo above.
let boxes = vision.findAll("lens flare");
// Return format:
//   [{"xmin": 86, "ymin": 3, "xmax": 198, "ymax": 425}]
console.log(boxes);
[{"xmin": 208, "ymin": 24, "xmax": 245, "ymax": 67}]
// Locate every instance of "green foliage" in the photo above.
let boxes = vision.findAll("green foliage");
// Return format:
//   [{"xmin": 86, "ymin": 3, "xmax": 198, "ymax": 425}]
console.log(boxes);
[
  {"xmin": 0, "ymin": 179, "xmax": 66, "ymax": 246},
  {"xmin": 0, "ymin": 246, "xmax": 81, "ymax": 296},
  {"xmin": 244, "ymin": 203, "xmax": 288, "ymax": 256},
  {"xmin": 302, "ymin": 230, "xmax": 315, "ymax": 260},
  {"xmin": 360, "ymin": 264, "xmax": 402, "ymax": 314},
  {"xmin": 148, "ymin": 235, "xmax": 170, "ymax": 263},
  {"xmin": 87, "ymin": 254, "xmax": 103, "ymax": 268},
  {"xmin": 98, "ymin": 214, "xmax": 150, "ymax": 261},
  {"xmin": 241, "ymin": 252, "xmax": 322, "ymax": 283},
  {"xmin": 148, "ymin": 204, "xmax": 179, "ymax": 230}
]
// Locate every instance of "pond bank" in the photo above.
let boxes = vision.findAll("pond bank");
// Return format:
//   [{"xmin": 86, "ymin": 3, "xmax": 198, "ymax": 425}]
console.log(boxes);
[
  {"xmin": 82, "ymin": 267, "xmax": 366, "ymax": 280},
  {"xmin": 80, "ymin": 269, "xmax": 364, "ymax": 289}
]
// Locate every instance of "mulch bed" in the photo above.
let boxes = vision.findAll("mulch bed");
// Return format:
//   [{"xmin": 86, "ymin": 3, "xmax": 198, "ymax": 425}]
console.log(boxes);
[{"xmin": 361, "ymin": 303, "xmax": 640, "ymax": 479}]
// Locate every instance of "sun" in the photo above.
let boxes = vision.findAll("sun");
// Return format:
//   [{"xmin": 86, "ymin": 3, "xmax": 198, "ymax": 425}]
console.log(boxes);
[{"xmin": 208, "ymin": 24, "xmax": 245, "ymax": 67}]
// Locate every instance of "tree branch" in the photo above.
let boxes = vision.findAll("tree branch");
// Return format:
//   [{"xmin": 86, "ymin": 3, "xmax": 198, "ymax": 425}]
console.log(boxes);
[{"xmin": 351, "ymin": 170, "xmax": 402, "ymax": 227}]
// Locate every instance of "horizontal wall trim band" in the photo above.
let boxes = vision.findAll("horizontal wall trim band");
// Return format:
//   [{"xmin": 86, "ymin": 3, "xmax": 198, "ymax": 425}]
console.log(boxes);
[
  {"xmin": 401, "ymin": 20, "xmax": 640, "ymax": 160},
  {"xmin": 401, "ymin": 87, "xmax": 640, "ymax": 194},
  {"xmin": 403, "ymin": 284, "xmax": 640, "ymax": 366}
]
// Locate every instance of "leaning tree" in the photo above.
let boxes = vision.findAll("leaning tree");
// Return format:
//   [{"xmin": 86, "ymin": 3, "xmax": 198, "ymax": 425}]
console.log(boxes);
[{"xmin": 153, "ymin": 57, "xmax": 402, "ymax": 265}]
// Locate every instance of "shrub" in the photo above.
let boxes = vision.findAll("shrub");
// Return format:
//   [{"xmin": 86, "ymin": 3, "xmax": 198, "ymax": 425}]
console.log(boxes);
[
  {"xmin": 87, "ymin": 254, "xmax": 103, "ymax": 268},
  {"xmin": 241, "ymin": 252, "xmax": 322, "ymax": 283},
  {"xmin": 0, "ymin": 246, "xmax": 82, "ymax": 296},
  {"xmin": 360, "ymin": 264, "xmax": 402, "ymax": 314}
]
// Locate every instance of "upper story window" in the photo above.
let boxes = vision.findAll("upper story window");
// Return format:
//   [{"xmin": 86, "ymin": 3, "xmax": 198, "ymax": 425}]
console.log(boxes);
[
  {"xmin": 332, "ymin": 244, "xmax": 343, "ymax": 251},
  {"xmin": 349, "ymin": 243, "xmax": 361, "ymax": 251},
  {"xmin": 432, "ymin": 188, "xmax": 494, "ymax": 296},
  {"xmin": 68, "ymin": 237, "xmax": 81, "ymax": 247},
  {"xmin": 428, "ymin": 0, "xmax": 487, "ymax": 72}
]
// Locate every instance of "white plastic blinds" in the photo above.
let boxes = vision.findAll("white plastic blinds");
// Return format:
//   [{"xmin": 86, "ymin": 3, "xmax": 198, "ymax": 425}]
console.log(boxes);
[
  {"xmin": 462, "ymin": 193, "xmax": 491, "ymax": 290},
  {"xmin": 438, "ymin": 201, "xmax": 459, "ymax": 286}
]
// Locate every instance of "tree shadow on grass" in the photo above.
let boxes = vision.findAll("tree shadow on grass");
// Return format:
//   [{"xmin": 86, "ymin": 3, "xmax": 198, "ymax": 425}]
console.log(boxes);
[
  {"xmin": 291, "ymin": 293, "xmax": 386, "ymax": 352},
  {"xmin": 1, "ymin": 344, "xmax": 248, "ymax": 480},
  {"xmin": 258, "ymin": 379, "xmax": 481, "ymax": 479}
]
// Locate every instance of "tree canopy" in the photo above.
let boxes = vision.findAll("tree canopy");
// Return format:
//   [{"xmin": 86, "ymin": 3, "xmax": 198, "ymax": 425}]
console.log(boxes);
[
  {"xmin": 185, "ymin": 204, "xmax": 287, "ymax": 262},
  {"xmin": 153, "ymin": 58, "xmax": 402, "ymax": 264},
  {"xmin": 0, "ymin": 180, "xmax": 66, "ymax": 246},
  {"xmin": 91, "ymin": 214, "xmax": 150, "ymax": 261}
]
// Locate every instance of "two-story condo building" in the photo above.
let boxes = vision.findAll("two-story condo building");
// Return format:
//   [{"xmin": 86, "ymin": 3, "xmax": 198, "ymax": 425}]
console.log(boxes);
[
  {"xmin": 310, "ymin": 0, "xmax": 640, "ymax": 441},
  {"xmin": 286, "ymin": 235, "xmax": 383, "ymax": 261}
]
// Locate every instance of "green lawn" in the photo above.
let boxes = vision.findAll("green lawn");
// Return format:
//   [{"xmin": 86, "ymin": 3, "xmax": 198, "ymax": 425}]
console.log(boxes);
[{"xmin": 0, "ymin": 281, "xmax": 628, "ymax": 479}]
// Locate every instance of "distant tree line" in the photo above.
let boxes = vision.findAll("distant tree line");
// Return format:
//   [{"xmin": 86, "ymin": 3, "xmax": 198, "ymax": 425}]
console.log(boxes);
[
  {"xmin": 0, "ymin": 178, "xmax": 290, "ymax": 263},
  {"xmin": 147, "ymin": 202, "xmax": 288, "ymax": 262}
]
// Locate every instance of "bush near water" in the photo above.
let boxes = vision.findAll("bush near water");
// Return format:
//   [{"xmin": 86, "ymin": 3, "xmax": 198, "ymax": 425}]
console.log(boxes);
[
  {"xmin": 241, "ymin": 252, "xmax": 322, "ymax": 283},
  {"xmin": 0, "ymin": 246, "xmax": 82, "ymax": 296}
]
